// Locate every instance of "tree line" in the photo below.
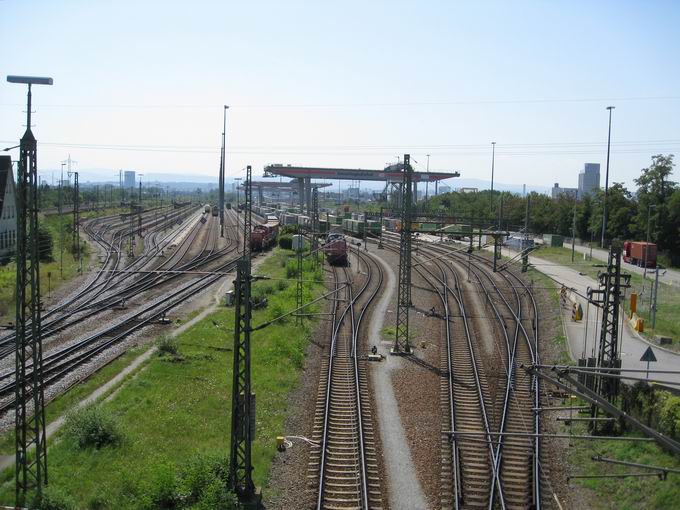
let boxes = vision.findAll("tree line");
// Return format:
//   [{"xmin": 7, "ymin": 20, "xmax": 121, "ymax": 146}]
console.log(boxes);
[{"xmin": 422, "ymin": 154, "xmax": 679, "ymax": 264}]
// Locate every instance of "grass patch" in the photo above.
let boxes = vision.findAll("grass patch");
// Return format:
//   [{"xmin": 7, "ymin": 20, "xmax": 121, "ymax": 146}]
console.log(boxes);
[
  {"xmin": 562, "ymin": 416, "xmax": 680, "ymax": 509},
  {"xmin": 533, "ymin": 246, "xmax": 680, "ymax": 349},
  {"xmin": 0, "ymin": 248, "xmax": 325, "ymax": 507},
  {"xmin": 0, "ymin": 345, "xmax": 148, "ymax": 456}
]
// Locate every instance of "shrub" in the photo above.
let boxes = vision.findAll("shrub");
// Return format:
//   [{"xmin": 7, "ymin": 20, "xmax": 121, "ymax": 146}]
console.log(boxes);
[
  {"xmin": 286, "ymin": 259, "xmax": 298, "ymax": 279},
  {"xmin": 36, "ymin": 486, "xmax": 76, "ymax": 510},
  {"xmin": 38, "ymin": 225, "xmax": 55, "ymax": 262},
  {"xmin": 157, "ymin": 335, "xmax": 179, "ymax": 356},
  {"xmin": 143, "ymin": 454, "xmax": 237, "ymax": 509},
  {"xmin": 279, "ymin": 235, "xmax": 293, "ymax": 250},
  {"xmin": 63, "ymin": 404, "xmax": 123, "ymax": 449}
]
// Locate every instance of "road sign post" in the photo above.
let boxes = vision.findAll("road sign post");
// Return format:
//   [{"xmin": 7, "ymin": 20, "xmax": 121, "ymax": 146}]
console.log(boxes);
[{"xmin": 640, "ymin": 346, "xmax": 657, "ymax": 381}]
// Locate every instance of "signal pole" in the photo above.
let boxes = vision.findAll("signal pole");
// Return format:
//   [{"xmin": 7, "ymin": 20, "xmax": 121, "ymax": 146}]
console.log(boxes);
[
  {"xmin": 8, "ymin": 74, "xmax": 52, "ymax": 508},
  {"xmin": 68, "ymin": 170, "xmax": 80, "ymax": 267}
]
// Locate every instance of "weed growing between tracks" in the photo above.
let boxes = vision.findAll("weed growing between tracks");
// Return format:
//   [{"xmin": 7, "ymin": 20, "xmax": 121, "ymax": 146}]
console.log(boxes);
[{"xmin": 0, "ymin": 248, "xmax": 324, "ymax": 508}]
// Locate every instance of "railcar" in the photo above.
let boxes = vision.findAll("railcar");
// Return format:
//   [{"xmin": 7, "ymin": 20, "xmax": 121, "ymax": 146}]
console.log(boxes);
[
  {"xmin": 323, "ymin": 233, "xmax": 348, "ymax": 266},
  {"xmin": 251, "ymin": 220, "xmax": 280, "ymax": 251},
  {"xmin": 211, "ymin": 205, "xmax": 219, "ymax": 217}
]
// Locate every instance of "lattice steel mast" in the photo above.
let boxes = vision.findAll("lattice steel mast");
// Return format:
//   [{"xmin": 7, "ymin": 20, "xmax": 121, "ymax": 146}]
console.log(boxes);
[
  {"xmin": 393, "ymin": 154, "xmax": 413, "ymax": 354},
  {"xmin": 8, "ymin": 75, "xmax": 52, "ymax": 508},
  {"xmin": 588, "ymin": 244, "xmax": 629, "ymax": 403},
  {"xmin": 230, "ymin": 165, "xmax": 260, "ymax": 506},
  {"xmin": 311, "ymin": 187, "xmax": 319, "ymax": 266}
]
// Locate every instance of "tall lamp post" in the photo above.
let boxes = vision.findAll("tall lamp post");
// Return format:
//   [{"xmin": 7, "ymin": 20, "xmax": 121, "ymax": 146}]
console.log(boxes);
[
  {"xmin": 643, "ymin": 204, "xmax": 657, "ymax": 280},
  {"xmin": 601, "ymin": 106, "xmax": 615, "ymax": 248},
  {"xmin": 7, "ymin": 74, "xmax": 52, "ymax": 507},
  {"xmin": 490, "ymin": 141, "xmax": 496, "ymax": 224}
]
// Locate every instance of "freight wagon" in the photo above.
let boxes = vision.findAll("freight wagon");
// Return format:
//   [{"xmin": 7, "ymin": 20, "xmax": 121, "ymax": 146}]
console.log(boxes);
[
  {"xmin": 211, "ymin": 205, "xmax": 219, "ymax": 217},
  {"xmin": 623, "ymin": 241, "xmax": 657, "ymax": 268},
  {"xmin": 204, "ymin": 204, "xmax": 211, "ymax": 213}
]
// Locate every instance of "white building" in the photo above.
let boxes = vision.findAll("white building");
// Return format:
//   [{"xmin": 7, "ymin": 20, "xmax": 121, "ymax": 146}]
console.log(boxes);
[
  {"xmin": 578, "ymin": 163, "xmax": 600, "ymax": 198},
  {"xmin": 124, "ymin": 170, "xmax": 136, "ymax": 189},
  {"xmin": 0, "ymin": 156, "xmax": 17, "ymax": 261}
]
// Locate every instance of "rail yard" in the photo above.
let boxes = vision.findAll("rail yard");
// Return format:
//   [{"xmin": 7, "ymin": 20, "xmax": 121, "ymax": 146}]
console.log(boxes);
[{"xmin": 4, "ymin": 6, "xmax": 680, "ymax": 506}]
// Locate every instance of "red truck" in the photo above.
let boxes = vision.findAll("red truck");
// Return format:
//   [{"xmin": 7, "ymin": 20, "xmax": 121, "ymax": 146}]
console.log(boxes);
[{"xmin": 623, "ymin": 241, "xmax": 657, "ymax": 268}]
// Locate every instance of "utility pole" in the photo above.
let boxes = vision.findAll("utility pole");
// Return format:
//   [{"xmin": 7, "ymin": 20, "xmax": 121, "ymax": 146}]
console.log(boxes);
[
  {"xmin": 393, "ymin": 154, "xmax": 413, "ymax": 354},
  {"xmin": 230, "ymin": 164, "xmax": 261, "ymax": 507},
  {"xmin": 522, "ymin": 194, "xmax": 531, "ymax": 273},
  {"xmin": 651, "ymin": 266, "xmax": 660, "ymax": 331},
  {"xmin": 311, "ymin": 187, "xmax": 319, "ymax": 267},
  {"xmin": 8, "ymin": 74, "xmax": 52, "ymax": 508},
  {"xmin": 571, "ymin": 203, "xmax": 577, "ymax": 263},
  {"xmin": 68, "ymin": 170, "xmax": 80, "ymax": 265},
  {"xmin": 490, "ymin": 141, "xmax": 496, "ymax": 221},
  {"xmin": 601, "ymin": 106, "xmax": 615, "ymax": 248},
  {"xmin": 643, "ymin": 204, "xmax": 656, "ymax": 280},
  {"xmin": 59, "ymin": 162, "xmax": 65, "ymax": 277},
  {"xmin": 588, "ymin": 244, "xmax": 630, "ymax": 425},
  {"xmin": 296, "ymin": 223, "xmax": 303, "ymax": 325},
  {"xmin": 219, "ymin": 106, "xmax": 229, "ymax": 238}
]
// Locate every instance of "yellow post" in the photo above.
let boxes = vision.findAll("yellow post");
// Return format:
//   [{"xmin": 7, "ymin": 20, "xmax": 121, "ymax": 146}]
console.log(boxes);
[{"xmin": 630, "ymin": 292, "xmax": 637, "ymax": 315}]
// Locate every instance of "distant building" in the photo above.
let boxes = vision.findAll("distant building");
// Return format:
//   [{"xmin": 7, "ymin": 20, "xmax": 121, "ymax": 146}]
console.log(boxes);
[
  {"xmin": 438, "ymin": 185, "xmax": 452, "ymax": 194},
  {"xmin": 551, "ymin": 183, "xmax": 578, "ymax": 199},
  {"xmin": 124, "ymin": 170, "xmax": 136, "ymax": 189},
  {"xmin": 458, "ymin": 187, "xmax": 478, "ymax": 193},
  {"xmin": 0, "ymin": 156, "xmax": 17, "ymax": 261},
  {"xmin": 578, "ymin": 163, "xmax": 600, "ymax": 198}
]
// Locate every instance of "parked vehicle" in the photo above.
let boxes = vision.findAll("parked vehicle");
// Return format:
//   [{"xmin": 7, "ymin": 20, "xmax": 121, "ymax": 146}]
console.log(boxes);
[
  {"xmin": 204, "ymin": 204, "xmax": 211, "ymax": 213},
  {"xmin": 623, "ymin": 241, "xmax": 657, "ymax": 268},
  {"xmin": 226, "ymin": 202, "xmax": 232, "ymax": 209},
  {"xmin": 211, "ymin": 205, "xmax": 219, "ymax": 217}
]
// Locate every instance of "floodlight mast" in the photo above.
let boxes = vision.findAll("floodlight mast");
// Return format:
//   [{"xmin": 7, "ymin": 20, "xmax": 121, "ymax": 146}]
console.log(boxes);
[{"xmin": 7, "ymin": 74, "xmax": 52, "ymax": 507}]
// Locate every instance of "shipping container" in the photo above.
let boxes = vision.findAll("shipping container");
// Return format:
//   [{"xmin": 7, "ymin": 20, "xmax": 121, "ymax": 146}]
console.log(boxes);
[
  {"xmin": 623, "ymin": 241, "xmax": 657, "ymax": 268},
  {"xmin": 543, "ymin": 234, "xmax": 564, "ymax": 248}
]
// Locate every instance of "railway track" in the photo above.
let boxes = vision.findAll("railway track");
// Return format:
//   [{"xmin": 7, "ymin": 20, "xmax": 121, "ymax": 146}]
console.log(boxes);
[
  {"xmin": 0, "ymin": 207, "xmax": 245, "ymax": 414},
  {"xmin": 379, "ymin": 231, "xmax": 543, "ymax": 509},
  {"xmin": 308, "ymin": 250, "xmax": 384, "ymax": 509}
]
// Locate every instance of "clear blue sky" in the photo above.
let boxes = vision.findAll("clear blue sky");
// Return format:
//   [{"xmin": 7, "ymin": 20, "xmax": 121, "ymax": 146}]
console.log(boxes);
[{"xmin": 2, "ymin": 0, "xmax": 680, "ymax": 190}]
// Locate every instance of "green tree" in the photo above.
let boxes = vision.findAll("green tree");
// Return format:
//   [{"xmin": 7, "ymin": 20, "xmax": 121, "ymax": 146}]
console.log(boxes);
[
  {"xmin": 633, "ymin": 154, "xmax": 677, "ymax": 251},
  {"xmin": 37, "ymin": 225, "xmax": 54, "ymax": 262}
]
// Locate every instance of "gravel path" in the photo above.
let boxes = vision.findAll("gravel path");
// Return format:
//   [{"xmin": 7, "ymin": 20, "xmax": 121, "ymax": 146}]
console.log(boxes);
[{"xmin": 369, "ymin": 250, "xmax": 429, "ymax": 510}]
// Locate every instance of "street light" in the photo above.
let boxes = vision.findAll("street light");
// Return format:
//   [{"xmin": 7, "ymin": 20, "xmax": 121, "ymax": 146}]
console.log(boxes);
[
  {"xmin": 490, "ymin": 141, "xmax": 496, "ymax": 223},
  {"xmin": 601, "ymin": 106, "xmax": 615, "ymax": 248},
  {"xmin": 644, "ymin": 203, "xmax": 657, "ymax": 280}
]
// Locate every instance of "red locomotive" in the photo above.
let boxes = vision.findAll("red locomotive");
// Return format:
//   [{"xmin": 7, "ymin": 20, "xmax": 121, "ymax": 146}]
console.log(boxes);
[
  {"xmin": 623, "ymin": 241, "xmax": 657, "ymax": 268},
  {"xmin": 322, "ymin": 233, "xmax": 348, "ymax": 266},
  {"xmin": 251, "ymin": 221, "xmax": 279, "ymax": 251}
]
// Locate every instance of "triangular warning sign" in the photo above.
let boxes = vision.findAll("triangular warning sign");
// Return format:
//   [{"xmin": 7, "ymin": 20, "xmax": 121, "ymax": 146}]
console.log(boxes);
[{"xmin": 640, "ymin": 346, "xmax": 657, "ymax": 363}]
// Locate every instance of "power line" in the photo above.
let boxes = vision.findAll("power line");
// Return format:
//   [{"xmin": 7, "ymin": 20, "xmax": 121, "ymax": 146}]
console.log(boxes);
[{"xmin": 1, "ymin": 95, "xmax": 680, "ymax": 109}]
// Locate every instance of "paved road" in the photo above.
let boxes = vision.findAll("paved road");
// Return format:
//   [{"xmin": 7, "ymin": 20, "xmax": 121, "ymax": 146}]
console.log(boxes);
[
  {"xmin": 561, "ymin": 241, "xmax": 680, "ymax": 286},
  {"xmin": 441, "ymin": 236, "xmax": 680, "ymax": 386},
  {"xmin": 522, "ymin": 250, "xmax": 680, "ymax": 386}
]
